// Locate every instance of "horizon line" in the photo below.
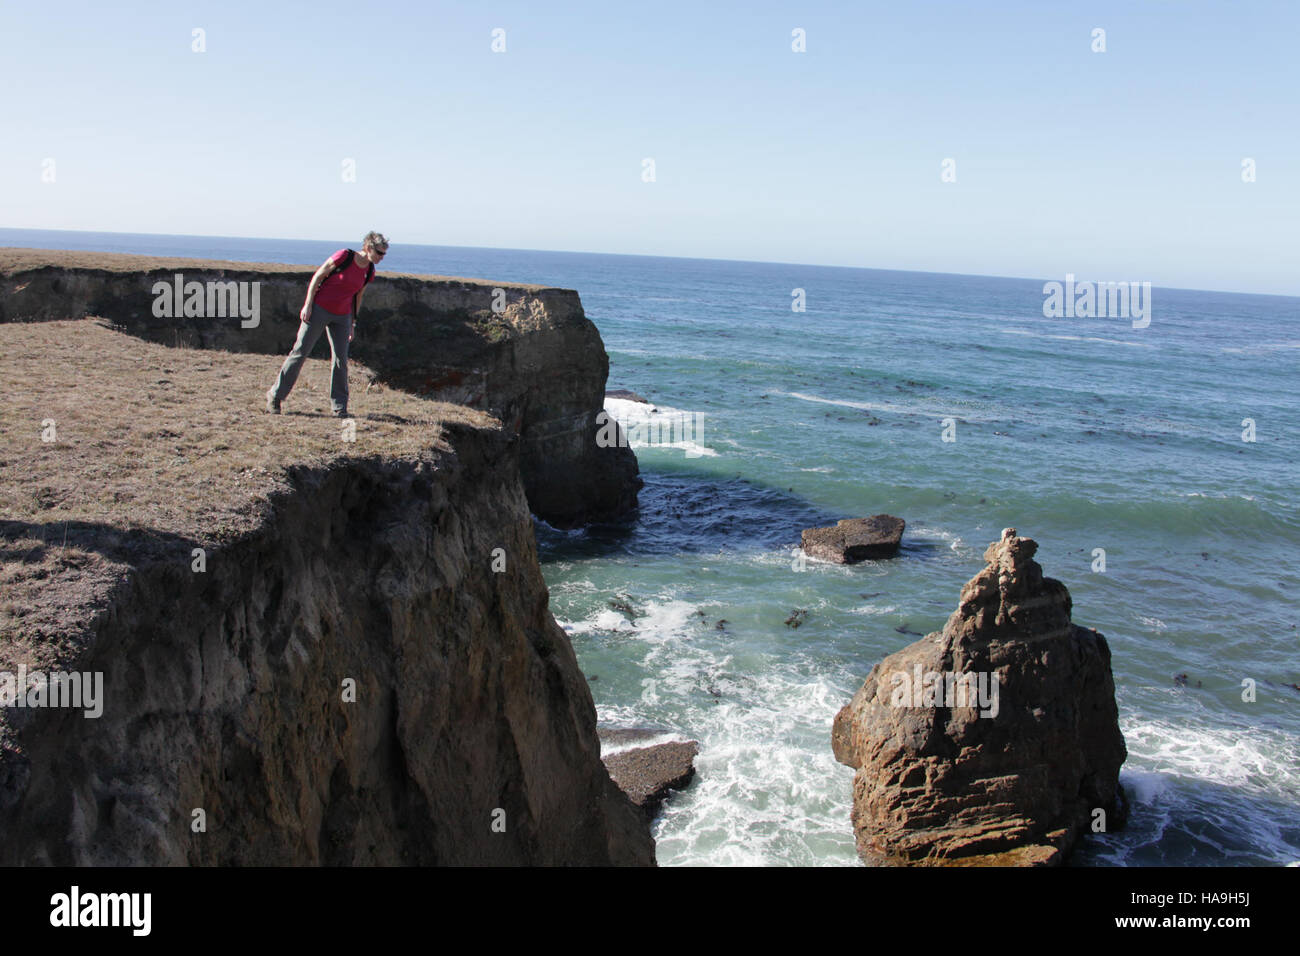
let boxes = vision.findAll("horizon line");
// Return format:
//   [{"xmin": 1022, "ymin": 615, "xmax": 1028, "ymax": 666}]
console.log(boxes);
[{"xmin": 2, "ymin": 226, "xmax": 1295, "ymax": 302}]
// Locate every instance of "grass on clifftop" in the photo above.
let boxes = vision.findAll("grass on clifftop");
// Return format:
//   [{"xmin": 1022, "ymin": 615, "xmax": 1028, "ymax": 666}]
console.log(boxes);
[
  {"xmin": 0, "ymin": 318, "xmax": 497, "ymax": 661},
  {"xmin": 0, "ymin": 247, "xmax": 556, "ymax": 291}
]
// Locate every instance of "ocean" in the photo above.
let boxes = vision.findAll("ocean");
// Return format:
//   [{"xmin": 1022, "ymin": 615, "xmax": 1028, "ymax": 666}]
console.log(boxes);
[{"xmin": 5, "ymin": 227, "xmax": 1297, "ymax": 867}]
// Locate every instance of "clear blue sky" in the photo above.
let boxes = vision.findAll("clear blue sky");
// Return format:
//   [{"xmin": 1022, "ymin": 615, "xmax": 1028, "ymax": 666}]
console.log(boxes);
[{"xmin": 3, "ymin": 1, "xmax": 1297, "ymax": 294}]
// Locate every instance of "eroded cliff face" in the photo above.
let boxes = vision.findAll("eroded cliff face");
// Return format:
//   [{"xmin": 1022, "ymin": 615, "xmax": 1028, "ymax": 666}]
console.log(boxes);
[
  {"xmin": 0, "ymin": 321, "xmax": 653, "ymax": 865},
  {"xmin": 0, "ymin": 248, "xmax": 641, "ymax": 528}
]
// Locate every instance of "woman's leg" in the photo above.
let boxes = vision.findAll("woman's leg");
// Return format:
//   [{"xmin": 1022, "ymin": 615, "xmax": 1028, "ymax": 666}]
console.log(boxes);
[
  {"xmin": 324, "ymin": 311, "xmax": 352, "ymax": 416},
  {"xmin": 270, "ymin": 304, "xmax": 330, "ymax": 402}
]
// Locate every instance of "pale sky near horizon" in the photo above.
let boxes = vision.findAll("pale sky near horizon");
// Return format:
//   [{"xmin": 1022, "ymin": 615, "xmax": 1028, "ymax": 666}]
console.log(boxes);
[{"xmin": 2, "ymin": 1, "xmax": 1297, "ymax": 295}]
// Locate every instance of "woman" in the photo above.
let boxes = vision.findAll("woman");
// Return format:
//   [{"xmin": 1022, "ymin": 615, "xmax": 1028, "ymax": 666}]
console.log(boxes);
[{"xmin": 266, "ymin": 231, "xmax": 388, "ymax": 418}]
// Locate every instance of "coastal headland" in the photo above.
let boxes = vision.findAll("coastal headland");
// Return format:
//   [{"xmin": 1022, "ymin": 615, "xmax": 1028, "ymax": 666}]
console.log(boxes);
[{"xmin": 0, "ymin": 250, "xmax": 651, "ymax": 864}]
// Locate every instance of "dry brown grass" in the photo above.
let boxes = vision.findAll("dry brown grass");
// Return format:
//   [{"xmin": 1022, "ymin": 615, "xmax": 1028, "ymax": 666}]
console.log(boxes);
[
  {"xmin": 0, "ymin": 247, "xmax": 554, "ymax": 291},
  {"xmin": 0, "ymin": 318, "xmax": 498, "ymax": 665}
]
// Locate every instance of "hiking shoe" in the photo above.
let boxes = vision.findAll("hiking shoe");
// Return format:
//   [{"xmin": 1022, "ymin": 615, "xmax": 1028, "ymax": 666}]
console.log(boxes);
[
  {"xmin": 333, "ymin": 408, "xmax": 349, "ymax": 419},
  {"xmin": 266, "ymin": 388, "xmax": 281, "ymax": 414}
]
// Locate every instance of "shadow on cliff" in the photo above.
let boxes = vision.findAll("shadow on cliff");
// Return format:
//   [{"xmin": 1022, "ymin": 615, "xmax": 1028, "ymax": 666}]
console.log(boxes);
[
  {"xmin": 277, "ymin": 410, "xmax": 425, "ymax": 424},
  {"xmin": 0, "ymin": 519, "xmax": 197, "ymax": 568}
]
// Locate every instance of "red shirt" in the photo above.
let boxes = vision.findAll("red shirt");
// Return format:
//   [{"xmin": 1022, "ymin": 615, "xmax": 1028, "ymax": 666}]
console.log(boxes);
[{"xmin": 315, "ymin": 249, "xmax": 372, "ymax": 315}]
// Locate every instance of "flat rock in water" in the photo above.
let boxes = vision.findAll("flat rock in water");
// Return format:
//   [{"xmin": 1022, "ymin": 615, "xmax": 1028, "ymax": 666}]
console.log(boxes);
[
  {"xmin": 802, "ymin": 515, "xmax": 905, "ymax": 563},
  {"xmin": 599, "ymin": 728, "xmax": 699, "ymax": 819},
  {"xmin": 599, "ymin": 727, "xmax": 668, "ymax": 749}
]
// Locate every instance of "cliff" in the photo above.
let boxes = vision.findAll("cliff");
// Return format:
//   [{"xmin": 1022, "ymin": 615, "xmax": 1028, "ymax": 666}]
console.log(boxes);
[
  {"xmin": 0, "ymin": 248, "xmax": 641, "ymax": 529},
  {"xmin": 831, "ymin": 529, "xmax": 1127, "ymax": 866},
  {"xmin": 0, "ymin": 320, "xmax": 654, "ymax": 865}
]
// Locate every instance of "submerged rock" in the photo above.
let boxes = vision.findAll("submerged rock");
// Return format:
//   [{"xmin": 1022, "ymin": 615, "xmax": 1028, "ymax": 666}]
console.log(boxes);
[
  {"xmin": 831, "ymin": 528, "xmax": 1126, "ymax": 866},
  {"xmin": 605, "ymin": 389, "xmax": 654, "ymax": 406},
  {"xmin": 802, "ymin": 515, "xmax": 905, "ymax": 563}
]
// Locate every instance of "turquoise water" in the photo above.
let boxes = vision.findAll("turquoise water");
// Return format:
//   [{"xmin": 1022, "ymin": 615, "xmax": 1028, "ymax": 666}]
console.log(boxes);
[
  {"xmin": 545, "ymin": 260, "xmax": 1300, "ymax": 867},
  {"xmin": 6, "ymin": 229, "xmax": 1298, "ymax": 866}
]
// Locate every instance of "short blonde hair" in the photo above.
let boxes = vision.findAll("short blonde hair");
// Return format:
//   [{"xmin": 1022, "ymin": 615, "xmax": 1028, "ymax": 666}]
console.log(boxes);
[{"xmin": 363, "ymin": 231, "xmax": 389, "ymax": 253}]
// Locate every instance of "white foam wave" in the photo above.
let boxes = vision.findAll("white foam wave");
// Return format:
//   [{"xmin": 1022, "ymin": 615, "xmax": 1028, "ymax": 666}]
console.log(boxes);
[
  {"xmin": 1121, "ymin": 768, "xmax": 1175, "ymax": 806},
  {"xmin": 549, "ymin": 578, "xmax": 598, "ymax": 595},
  {"xmin": 557, "ymin": 607, "xmax": 638, "ymax": 635},
  {"xmin": 771, "ymin": 389, "xmax": 1010, "ymax": 425},
  {"xmin": 1082, "ymin": 716, "xmax": 1300, "ymax": 865},
  {"xmin": 662, "ymin": 441, "xmax": 719, "ymax": 458},
  {"xmin": 572, "ymin": 598, "xmax": 863, "ymax": 865},
  {"xmin": 848, "ymin": 604, "xmax": 899, "ymax": 615},
  {"xmin": 604, "ymin": 396, "xmax": 659, "ymax": 416},
  {"xmin": 998, "ymin": 328, "xmax": 1156, "ymax": 349},
  {"xmin": 772, "ymin": 390, "xmax": 911, "ymax": 415},
  {"xmin": 1123, "ymin": 717, "xmax": 1299, "ymax": 796},
  {"xmin": 648, "ymin": 672, "xmax": 861, "ymax": 866},
  {"xmin": 905, "ymin": 524, "xmax": 972, "ymax": 558},
  {"xmin": 602, "ymin": 398, "xmax": 719, "ymax": 457},
  {"xmin": 1222, "ymin": 340, "xmax": 1300, "ymax": 355},
  {"xmin": 599, "ymin": 731, "xmax": 693, "ymax": 758}
]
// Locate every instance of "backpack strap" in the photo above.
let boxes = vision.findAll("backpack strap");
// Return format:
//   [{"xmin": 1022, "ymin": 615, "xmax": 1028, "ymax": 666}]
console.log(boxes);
[{"xmin": 330, "ymin": 248, "xmax": 375, "ymax": 284}]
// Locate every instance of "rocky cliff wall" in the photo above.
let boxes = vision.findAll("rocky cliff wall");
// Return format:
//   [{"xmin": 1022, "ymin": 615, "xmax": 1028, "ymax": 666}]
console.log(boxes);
[
  {"xmin": 0, "ymin": 248, "xmax": 641, "ymax": 528},
  {"xmin": 0, "ymin": 320, "xmax": 653, "ymax": 865}
]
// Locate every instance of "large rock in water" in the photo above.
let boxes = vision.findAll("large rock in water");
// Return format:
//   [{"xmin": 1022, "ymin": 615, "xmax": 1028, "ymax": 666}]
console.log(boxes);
[
  {"xmin": 598, "ymin": 728, "xmax": 699, "ymax": 820},
  {"xmin": 802, "ymin": 515, "xmax": 905, "ymax": 563},
  {"xmin": 831, "ymin": 528, "xmax": 1126, "ymax": 866}
]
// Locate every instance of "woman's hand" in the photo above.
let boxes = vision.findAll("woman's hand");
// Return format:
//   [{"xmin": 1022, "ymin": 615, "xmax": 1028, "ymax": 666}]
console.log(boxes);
[
  {"xmin": 349, "ymin": 319, "xmax": 355, "ymax": 343},
  {"xmin": 301, "ymin": 257, "xmax": 337, "ymax": 323}
]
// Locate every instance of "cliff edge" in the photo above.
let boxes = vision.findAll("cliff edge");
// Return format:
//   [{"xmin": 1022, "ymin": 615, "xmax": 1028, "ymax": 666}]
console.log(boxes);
[
  {"xmin": 0, "ymin": 248, "xmax": 641, "ymax": 528},
  {"xmin": 0, "ymin": 320, "xmax": 653, "ymax": 864}
]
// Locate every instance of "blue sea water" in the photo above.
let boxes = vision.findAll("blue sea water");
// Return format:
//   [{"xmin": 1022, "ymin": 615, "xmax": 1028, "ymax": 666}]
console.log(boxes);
[{"xmin": 4, "ymin": 227, "xmax": 1298, "ymax": 867}]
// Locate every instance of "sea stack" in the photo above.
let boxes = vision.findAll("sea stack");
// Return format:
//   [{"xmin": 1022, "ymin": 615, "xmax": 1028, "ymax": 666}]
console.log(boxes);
[{"xmin": 831, "ymin": 528, "xmax": 1126, "ymax": 866}]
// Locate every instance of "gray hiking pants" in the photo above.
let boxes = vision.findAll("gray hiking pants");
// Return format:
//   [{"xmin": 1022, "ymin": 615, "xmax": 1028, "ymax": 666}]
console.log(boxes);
[{"xmin": 270, "ymin": 302, "xmax": 352, "ymax": 413}]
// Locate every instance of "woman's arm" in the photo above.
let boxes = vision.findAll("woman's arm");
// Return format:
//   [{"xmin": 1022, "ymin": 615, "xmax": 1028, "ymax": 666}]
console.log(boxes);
[
  {"xmin": 300, "ymin": 256, "xmax": 340, "ymax": 322},
  {"xmin": 349, "ymin": 286, "xmax": 365, "ymax": 341}
]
